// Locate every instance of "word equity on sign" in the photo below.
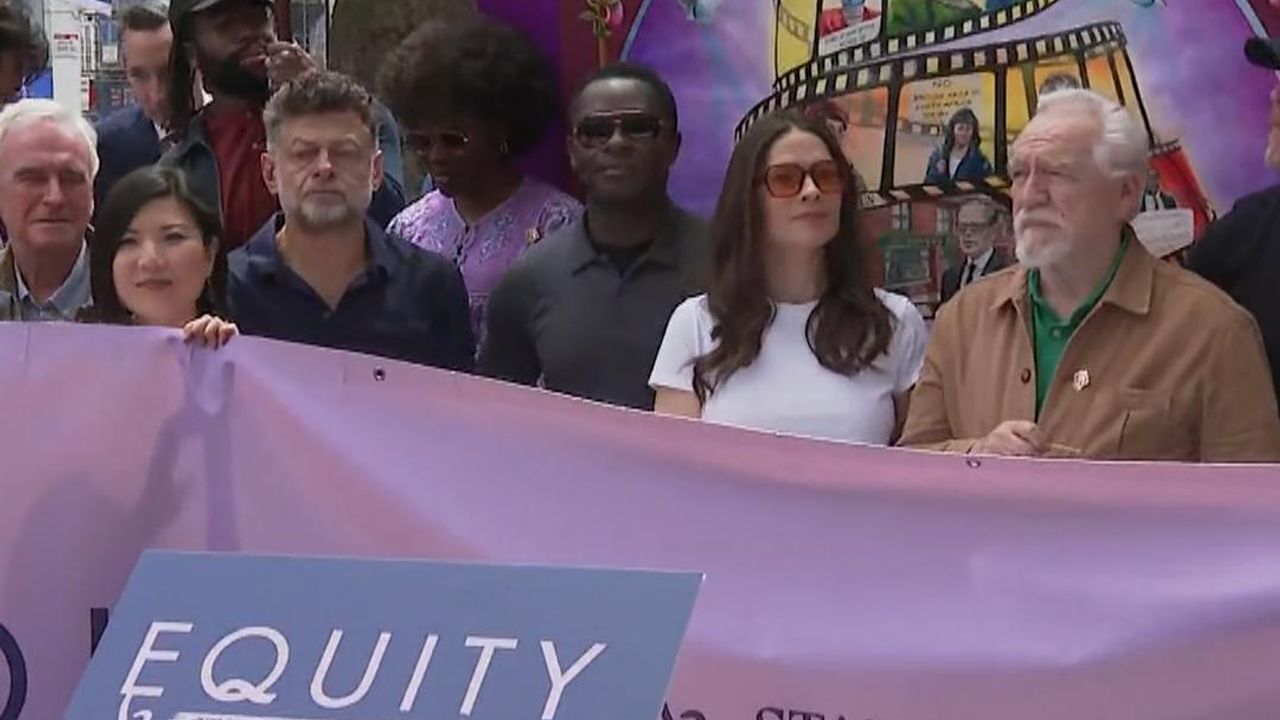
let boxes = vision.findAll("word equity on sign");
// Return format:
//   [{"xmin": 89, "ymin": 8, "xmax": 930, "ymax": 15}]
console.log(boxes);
[
  {"xmin": 119, "ymin": 624, "xmax": 606, "ymax": 719},
  {"xmin": 64, "ymin": 552, "xmax": 701, "ymax": 720}
]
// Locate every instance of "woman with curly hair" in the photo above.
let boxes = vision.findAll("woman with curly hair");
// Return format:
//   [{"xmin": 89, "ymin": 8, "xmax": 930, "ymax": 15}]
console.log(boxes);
[
  {"xmin": 0, "ymin": 1, "xmax": 48, "ymax": 105},
  {"xmin": 649, "ymin": 110, "xmax": 928, "ymax": 444},
  {"xmin": 379, "ymin": 16, "xmax": 581, "ymax": 340}
]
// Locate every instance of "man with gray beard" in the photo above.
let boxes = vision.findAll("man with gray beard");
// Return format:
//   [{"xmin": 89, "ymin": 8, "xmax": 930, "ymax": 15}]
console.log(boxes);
[
  {"xmin": 901, "ymin": 88, "xmax": 1280, "ymax": 462},
  {"xmin": 228, "ymin": 71, "xmax": 474, "ymax": 370}
]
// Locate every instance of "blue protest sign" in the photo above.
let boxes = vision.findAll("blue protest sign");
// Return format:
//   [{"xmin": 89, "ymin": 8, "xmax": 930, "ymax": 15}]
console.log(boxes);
[{"xmin": 65, "ymin": 552, "xmax": 701, "ymax": 720}]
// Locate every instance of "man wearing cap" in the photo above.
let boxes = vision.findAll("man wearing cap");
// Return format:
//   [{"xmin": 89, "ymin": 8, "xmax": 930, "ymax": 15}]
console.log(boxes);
[
  {"xmin": 1187, "ymin": 37, "xmax": 1280, "ymax": 419},
  {"xmin": 161, "ymin": 0, "xmax": 405, "ymax": 249}
]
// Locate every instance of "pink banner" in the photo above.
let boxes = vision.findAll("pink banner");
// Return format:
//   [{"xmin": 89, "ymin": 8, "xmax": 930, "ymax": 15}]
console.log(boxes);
[{"xmin": 3, "ymin": 322, "xmax": 1280, "ymax": 720}]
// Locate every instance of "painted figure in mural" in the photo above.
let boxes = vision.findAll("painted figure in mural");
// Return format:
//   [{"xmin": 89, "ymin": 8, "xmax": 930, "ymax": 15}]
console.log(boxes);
[
  {"xmin": 1188, "ymin": 35, "xmax": 1280, "ymax": 420},
  {"xmin": 650, "ymin": 110, "xmax": 928, "ymax": 445},
  {"xmin": 924, "ymin": 107, "xmax": 992, "ymax": 185},
  {"xmin": 380, "ymin": 15, "xmax": 582, "ymax": 345},
  {"xmin": 819, "ymin": 0, "xmax": 881, "ymax": 36},
  {"xmin": 481, "ymin": 64, "xmax": 708, "ymax": 411},
  {"xmin": 890, "ymin": 0, "xmax": 1015, "ymax": 33},
  {"xmin": 0, "ymin": 1, "xmax": 45, "ymax": 105},
  {"xmin": 802, "ymin": 98, "xmax": 872, "ymax": 195},
  {"xmin": 1038, "ymin": 73, "xmax": 1082, "ymax": 96},
  {"xmin": 902, "ymin": 88, "xmax": 1280, "ymax": 461},
  {"xmin": 87, "ymin": 165, "xmax": 238, "ymax": 347},
  {"xmin": 1139, "ymin": 166, "xmax": 1176, "ymax": 211},
  {"xmin": 940, "ymin": 197, "xmax": 1011, "ymax": 303},
  {"xmin": 674, "ymin": 0, "xmax": 723, "ymax": 23},
  {"xmin": 805, "ymin": 98, "xmax": 850, "ymax": 138}
]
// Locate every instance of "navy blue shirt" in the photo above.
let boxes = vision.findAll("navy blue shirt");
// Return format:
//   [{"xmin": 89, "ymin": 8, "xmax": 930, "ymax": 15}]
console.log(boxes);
[{"xmin": 229, "ymin": 214, "xmax": 475, "ymax": 371}]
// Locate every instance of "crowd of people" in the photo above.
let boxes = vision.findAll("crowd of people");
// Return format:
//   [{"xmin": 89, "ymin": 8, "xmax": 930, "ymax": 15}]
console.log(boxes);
[{"xmin": 3, "ymin": 0, "xmax": 1280, "ymax": 463}]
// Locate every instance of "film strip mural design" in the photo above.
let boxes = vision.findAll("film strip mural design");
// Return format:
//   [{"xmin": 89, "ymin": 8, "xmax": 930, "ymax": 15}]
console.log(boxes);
[
  {"xmin": 774, "ymin": 0, "xmax": 1065, "ymax": 93},
  {"xmin": 740, "ymin": 22, "xmax": 1151, "ymax": 205},
  {"xmin": 748, "ymin": 16, "xmax": 1215, "ymax": 311}
]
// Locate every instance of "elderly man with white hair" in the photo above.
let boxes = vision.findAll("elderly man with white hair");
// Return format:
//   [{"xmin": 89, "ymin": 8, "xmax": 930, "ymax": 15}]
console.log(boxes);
[
  {"xmin": 0, "ymin": 98, "xmax": 98, "ymax": 321},
  {"xmin": 901, "ymin": 89, "xmax": 1280, "ymax": 462}
]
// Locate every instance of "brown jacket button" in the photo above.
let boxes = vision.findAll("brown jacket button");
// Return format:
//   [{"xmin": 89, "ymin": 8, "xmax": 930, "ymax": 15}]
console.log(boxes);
[{"xmin": 1020, "ymin": 368, "xmax": 1032, "ymax": 384}]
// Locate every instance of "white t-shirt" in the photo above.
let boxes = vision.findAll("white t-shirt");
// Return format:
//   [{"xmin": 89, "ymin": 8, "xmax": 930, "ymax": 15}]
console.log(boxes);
[{"xmin": 649, "ymin": 289, "xmax": 929, "ymax": 444}]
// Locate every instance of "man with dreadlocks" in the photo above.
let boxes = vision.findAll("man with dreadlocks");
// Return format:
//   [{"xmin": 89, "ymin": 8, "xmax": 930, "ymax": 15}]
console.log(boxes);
[{"xmin": 162, "ymin": 0, "xmax": 405, "ymax": 249}]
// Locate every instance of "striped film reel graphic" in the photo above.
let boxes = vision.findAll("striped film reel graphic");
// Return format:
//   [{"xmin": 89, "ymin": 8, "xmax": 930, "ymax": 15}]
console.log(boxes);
[
  {"xmin": 860, "ymin": 176, "xmax": 1013, "ymax": 209},
  {"xmin": 777, "ymin": 2, "xmax": 813, "ymax": 52},
  {"xmin": 740, "ymin": 21, "xmax": 1144, "ymax": 205},
  {"xmin": 774, "ymin": 0, "xmax": 1064, "ymax": 94}
]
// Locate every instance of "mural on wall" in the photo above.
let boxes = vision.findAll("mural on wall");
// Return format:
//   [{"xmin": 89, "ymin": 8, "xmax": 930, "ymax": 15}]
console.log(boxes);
[{"xmin": 614, "ymin": 0, "xmax": 1276, "ymax": 315}]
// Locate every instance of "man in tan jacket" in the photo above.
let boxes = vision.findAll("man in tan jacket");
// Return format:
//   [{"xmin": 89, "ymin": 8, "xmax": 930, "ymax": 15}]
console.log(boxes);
[{"xmin": 901, "ymin": 89, "xmax": 1280, "ymax": 462}]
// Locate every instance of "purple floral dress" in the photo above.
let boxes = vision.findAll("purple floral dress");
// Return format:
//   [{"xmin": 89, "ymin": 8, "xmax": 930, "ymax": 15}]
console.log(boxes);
[{"xmin": 388, "ymin": 177, "xmax": 581, "ymax": 343}]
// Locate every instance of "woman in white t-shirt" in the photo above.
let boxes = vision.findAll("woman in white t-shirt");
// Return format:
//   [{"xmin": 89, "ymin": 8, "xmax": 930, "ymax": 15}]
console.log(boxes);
[{"xmin": 649, "ymin": 110, "xmax": 928, "ymax": 445}]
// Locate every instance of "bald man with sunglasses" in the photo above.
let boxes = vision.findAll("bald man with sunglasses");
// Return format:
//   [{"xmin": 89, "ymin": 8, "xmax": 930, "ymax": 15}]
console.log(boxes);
[{"xmin": 479, "ymin": 63, "xmax": 709, "ymax": 410}]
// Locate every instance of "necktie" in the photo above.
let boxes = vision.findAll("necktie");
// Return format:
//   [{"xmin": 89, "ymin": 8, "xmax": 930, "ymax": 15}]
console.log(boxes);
[{"xmin": 963, "ymin": 261, "xmax": 977, "ymax": 286}]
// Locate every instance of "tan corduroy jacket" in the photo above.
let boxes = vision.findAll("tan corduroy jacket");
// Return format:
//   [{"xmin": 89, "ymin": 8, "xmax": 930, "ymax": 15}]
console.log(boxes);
[{"xmin": 901, "ymin": 240, "xmax": 1280, "ymax": 462}]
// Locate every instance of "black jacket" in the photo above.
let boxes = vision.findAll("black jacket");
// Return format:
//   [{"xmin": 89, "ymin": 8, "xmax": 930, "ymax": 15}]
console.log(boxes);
[
  {"xmin": 94, "ymin": 106, "xmax": 163, "ymax": 213},
  {"xmin": 1188, "ymin": 184, "xmax": 1280, "ymax": 410},
  {"xmin": 940, "ymin": 249, "xmax": 1012, "ymax": 303}
]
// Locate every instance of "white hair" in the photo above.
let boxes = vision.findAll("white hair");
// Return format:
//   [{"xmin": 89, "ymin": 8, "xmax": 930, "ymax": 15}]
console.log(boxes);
[
  {"xmin": 1033, "ymin": 88, "xmax": 1148, "ymax": 178},
  {"xmin": 0, "ymin": 99, "xmax": 100, "ymax": 179}
]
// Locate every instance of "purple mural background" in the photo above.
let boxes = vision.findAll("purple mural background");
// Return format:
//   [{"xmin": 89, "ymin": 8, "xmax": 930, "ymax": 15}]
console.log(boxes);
[{"xmin": 623, "ymin": 0, "xmax": 1276, "ymax": 218}]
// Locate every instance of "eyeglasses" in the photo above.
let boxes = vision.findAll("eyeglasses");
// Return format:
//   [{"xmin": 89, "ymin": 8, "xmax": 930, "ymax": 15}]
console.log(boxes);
[
  {"xmin": 955, "ymin": 223, "xmax": 995, "ymax": 237},
  {"xmin": 573, "ymin": 112, "xmax": 664, "ymax": 147},
  {"xmin": 404, "ymin": 130, "xmax": 470, "ymax": 159},
  {"xmin": 756, "ymin": 160, "xmax": 844, "ymax": 199}
]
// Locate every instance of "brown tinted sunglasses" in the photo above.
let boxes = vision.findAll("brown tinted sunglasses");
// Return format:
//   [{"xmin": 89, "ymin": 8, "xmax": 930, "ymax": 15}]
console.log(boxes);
[{"xmin": 757, "ymin": 160, "xmax": 844, "ymax": 198}]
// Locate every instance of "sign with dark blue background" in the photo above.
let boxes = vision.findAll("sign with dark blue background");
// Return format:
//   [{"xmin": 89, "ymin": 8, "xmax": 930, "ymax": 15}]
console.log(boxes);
[{"xmin": 64, "ymin": 552, "xmax": 701, "ymax": 720}]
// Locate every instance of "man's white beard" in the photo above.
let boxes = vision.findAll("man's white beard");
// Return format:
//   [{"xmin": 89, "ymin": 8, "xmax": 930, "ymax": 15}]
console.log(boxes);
[{"xmin": 1015, "ymin": 231, "xmax": 1072, "ymax": 269}]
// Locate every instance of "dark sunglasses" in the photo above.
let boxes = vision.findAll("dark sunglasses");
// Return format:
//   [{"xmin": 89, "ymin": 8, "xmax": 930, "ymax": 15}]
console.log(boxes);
[
  {"xmin": 757, "ymin": 160, "xmax": 844, "ymax": 199},
  {"xmin": 405, "ymin": 130, "xmax": 470, "ymax": 157},
  {"xmin": 573, "ymin": 112, "xmax": 664, "ymax": 146}
]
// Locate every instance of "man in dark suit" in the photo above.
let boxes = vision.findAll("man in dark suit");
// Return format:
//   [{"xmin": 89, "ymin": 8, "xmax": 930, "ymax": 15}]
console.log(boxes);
[
  {"xmin": 94, "ymin": 3, "xmax": 172, "ymax": 211},
  {"xmin": 941, "ymin": 197, "xmax": 1012, "ymax": 303},
  {"xmin": 1139, "ymin": 166, "xmax": 1177, "ymax": 212}
]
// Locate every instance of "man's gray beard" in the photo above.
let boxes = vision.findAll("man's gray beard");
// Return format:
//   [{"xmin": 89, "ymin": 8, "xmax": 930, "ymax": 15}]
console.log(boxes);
[
  {"xmin": 292, "ymin": 189, "xmax": 372, "ymax": 230},
  {"xmin": 299, "ymin": 201, "xmax": 356, "ymax": 228}
]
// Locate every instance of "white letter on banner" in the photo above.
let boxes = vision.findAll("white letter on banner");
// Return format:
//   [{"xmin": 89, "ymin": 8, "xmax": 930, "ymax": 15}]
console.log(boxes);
[
  {"xmin": 201, "ymin": 626, "xmax": 289, "ymax": 704},
  {"xmin": 398, "ymin": 634, "xmax": 439, "ymax": 712},
  {"xmin": 310, "ymin": 629, "xmax": 392, "ymax": 709},
  {"xmin": 540, "ymin": 641, "xmax": 606, "ymax": 720},
  {"xmin": 459, "ymin": 636, "xmax": 518, "ymax": 716},
  {"xmin": 118, "ymin": 621, "xmax": 194, "ymax": 720}
]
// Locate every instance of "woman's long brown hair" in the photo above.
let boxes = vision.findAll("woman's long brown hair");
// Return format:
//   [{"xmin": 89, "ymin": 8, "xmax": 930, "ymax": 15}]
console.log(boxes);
[{"xmin": 692, "ymin": 110, "xmax": 893, "ymax": 403}]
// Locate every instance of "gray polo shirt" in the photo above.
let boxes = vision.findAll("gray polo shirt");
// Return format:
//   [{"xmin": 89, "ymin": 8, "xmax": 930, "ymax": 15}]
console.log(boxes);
[{"xmin": 479, "ymin": 204, "xmax": 708, "ymax": 410}]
